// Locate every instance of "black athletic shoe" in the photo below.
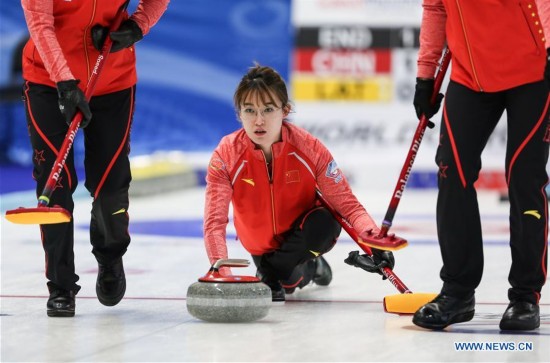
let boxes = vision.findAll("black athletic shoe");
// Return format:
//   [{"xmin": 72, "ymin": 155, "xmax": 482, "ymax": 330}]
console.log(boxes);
[
  {"xmin": 499, "ymin": 301, "xmax": 540, "ymax": 331},
  {"xmin": 47, "ymin": 289, "xmax": 75, "ymax": 317},
  {"xmin": 283, "ymin": 285, "xmax": 296, "ymax": 294},
  {"xmin": 313, "ymin": 256, "xmax": 332, "ymax": 286},
  {"xmin": 270, "ymin": 287, "xmax": 286, "ymax": 302},
  {"xmin": 412, "ymin": 294, "xmax": 475, "ymax": 330},
  {"xmin": 96, "ymin": 258, "xmax": 126, "ymax": 306},
  {"xmin": 256, "ymin": 270, "xmax": 285, "ymax": 302}
]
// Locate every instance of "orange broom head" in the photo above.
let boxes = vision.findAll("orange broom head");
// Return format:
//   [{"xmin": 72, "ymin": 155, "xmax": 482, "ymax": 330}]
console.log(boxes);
[
  {"xmin": 383, "ymin": 293, "xmax": 438, "ymax": 314},
  {"xmin": 357, "ymin": 236, "xmax": 408, "ymax": 251},
  {"xmin": 5, "ymin": 207, "xmax": 71, "ymax": 224}
]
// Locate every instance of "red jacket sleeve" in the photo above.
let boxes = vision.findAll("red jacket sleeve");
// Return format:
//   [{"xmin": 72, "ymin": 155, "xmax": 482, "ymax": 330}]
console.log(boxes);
[
  {"xmin": 21, "ymin": 0, "xmax": 74, "ymax": 83},
  {"xmin": 296, "ymin": 130, "xmax": 379, "ymax": 235},
  {"xmin": 131, "ymin": 0, "xmax": 170, "ymax": 35},
  {"xmin": 536, "ymin": 0, "xmax": 550, "ymax": 48},
  {"xmin": 417, "ymin": 0, "xmax": 447, "ymax": 79},
  {"xmin": 203, "ymin": 149, "xmax": 233, "ymax": 265}
]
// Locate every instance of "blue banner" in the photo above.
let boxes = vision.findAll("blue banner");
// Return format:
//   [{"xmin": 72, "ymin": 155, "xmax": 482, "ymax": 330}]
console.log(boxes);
[{"xmin": 0, "ymin": 0, "xmax": 292, "ymax": 165}]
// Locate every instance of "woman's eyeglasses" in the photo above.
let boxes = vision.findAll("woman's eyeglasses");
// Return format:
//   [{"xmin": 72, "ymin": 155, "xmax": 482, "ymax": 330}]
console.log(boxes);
[{"xmin": 240, "ymin": 106, "xmax": 281, "ymax": 122}]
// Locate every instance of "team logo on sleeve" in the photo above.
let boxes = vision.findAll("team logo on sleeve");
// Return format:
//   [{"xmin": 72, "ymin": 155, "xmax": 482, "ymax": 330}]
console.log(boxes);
[
  {"xmin": 209, "ymin": 158, "xmax": 225, "ymax": 170},
  {"xmin": 325, "ymin": 160, "xmax": 342, "ymax": 183}
]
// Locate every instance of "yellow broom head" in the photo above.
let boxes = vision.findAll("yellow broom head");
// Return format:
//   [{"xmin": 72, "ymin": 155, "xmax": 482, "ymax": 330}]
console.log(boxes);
[
  {"xmin": 383, "ymin": 293, "xmax": 438, "ymax": 314},
  {"xmin": 5, "ymin": 207, "xmax": 71, "ymax": 224}
]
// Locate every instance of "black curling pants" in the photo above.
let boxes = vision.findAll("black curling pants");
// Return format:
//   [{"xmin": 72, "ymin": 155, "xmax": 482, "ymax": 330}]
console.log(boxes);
[
  {"xmin": 23, "ymin": 82, "xmax": 135, "ymax": 293},
  {"xmin": 436, "ymin": 80, "xmax": 549, "ymax": 305},
  {"xmin": 253, "ymin": 206, "xmax": 342, "ymax": 287}
]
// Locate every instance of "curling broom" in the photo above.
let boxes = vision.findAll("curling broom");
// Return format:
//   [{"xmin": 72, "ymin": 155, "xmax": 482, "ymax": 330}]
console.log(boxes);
[
  {"xmin": 359, "ymin": 48, "xmax": 451, "ymax": 251},
  {"xmin": 316, "ymin": 188, "xmax": 437, "ymax": 314},
  {"xmin": 5, "ymin": 1, "xmax": 130, "ymax": 225},
  {"xmin": 316, "ymin": 49, "xmax": 451, "ymax": 313}
]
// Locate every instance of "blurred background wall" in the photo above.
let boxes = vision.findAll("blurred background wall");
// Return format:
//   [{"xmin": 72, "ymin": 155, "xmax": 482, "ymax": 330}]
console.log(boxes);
[
  {"xmin": 0, "ymin": 0, "xmax": 292, "ymax": 162},
  {"xmin": 0, "ymin": 0, "xmax": 509, "ymax": 193}
]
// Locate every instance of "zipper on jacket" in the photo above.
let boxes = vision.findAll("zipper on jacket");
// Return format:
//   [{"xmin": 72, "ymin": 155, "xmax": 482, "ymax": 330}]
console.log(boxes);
[
  {"xmin": 270, "ymin": 184, "xmax": 277, "ymax": 236},
  {"xmin": 262, "ymin": 149, "xmax": 278, "ymax": 236},
  {"xmin": 83, "ymin": 0, "xmax": 98, "ymax": 83},
  {"xmin": 455, "ymin": 0, "xmax": 483, "ymax": 91}
]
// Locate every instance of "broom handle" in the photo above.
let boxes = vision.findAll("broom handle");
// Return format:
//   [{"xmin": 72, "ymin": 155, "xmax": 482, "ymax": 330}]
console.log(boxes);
[
  {"xmin": 379, "ymin": 48, "xmax": 451, "ymax": 237},
  {"xmin": 38, "ymin": 1, "xmax": 130, "ymax": 207},
  {"xmin": 315, "ymin": 188, "xmax": 411, "ymax": 294}
]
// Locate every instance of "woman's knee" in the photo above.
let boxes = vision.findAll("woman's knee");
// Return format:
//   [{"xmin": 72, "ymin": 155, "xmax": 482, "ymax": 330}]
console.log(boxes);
[{"xmin": 302, "ymin": 207, "xmax": 341, "ymax": 253}]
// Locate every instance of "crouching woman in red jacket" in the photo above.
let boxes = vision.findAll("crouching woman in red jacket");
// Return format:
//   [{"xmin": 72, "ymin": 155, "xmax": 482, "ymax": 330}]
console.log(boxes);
[{"xmin": 203, "ymin": 64, "xmax": 394, "ymax": 301}]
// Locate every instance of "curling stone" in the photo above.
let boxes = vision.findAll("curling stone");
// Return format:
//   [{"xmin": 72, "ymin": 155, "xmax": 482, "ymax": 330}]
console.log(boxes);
[{"xmin": 186, "ymin": 259, "xmax": 272, "ymax": 323}]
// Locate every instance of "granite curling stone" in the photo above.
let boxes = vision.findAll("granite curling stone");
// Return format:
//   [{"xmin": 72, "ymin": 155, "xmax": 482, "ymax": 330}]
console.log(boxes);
[{"xmin": 186, "ymin": 259, "xmax": 272, "ymax": 323}]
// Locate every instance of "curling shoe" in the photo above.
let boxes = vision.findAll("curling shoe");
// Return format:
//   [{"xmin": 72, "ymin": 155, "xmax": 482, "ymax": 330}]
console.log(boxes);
[
  {"xmin": 256, "ymin": 270, "xmax": 285, "ymax": 302},
  {"xmin": 412, "ymin": 294, "xmax": 475, "ymax": 330},
  {"xmin": 270, "ymin": 285, "xmax": 286, "ymax": 302},
  {"xmin": 499, "ymin": 301, "xmax": 540, "ymax": 331},
  {"xmin": 313, "ymin": 256, "xmax": 332, "ymax": 286},
  {"xmin": 282, "ymin": 282, "xmax": 297, "ymax": 295},
  {"xmin": 47, "ymin": 289, "xmax": 76, "ymax": 317},
  {"xmin": 96, "ymin": 258, "xmax": 126, "ymax": 306}
]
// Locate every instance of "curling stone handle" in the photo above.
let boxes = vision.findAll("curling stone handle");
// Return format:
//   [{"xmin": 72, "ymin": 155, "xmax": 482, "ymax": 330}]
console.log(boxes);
[{"xmin": 212, "ymin": 258, "xmax": 250, "ymax": 270}]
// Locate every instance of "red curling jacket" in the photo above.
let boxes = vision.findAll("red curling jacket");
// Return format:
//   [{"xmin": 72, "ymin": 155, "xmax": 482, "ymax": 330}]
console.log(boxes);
[
  {"xmin": 21, "ymin": 0, "xmax": 169, "ymax": 95},
  {"xmin": 418, "ymin": 0, "xmax": 550, "ymax": 92},
  {"xmin": 203, "ymin": 122, "xmax": 378, "ymax": 263}
]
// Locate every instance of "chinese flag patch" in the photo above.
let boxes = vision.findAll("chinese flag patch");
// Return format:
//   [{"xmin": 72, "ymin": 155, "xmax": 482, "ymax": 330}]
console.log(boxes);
[{"xmin": 286, "ymin": 170, "xmax": 300, "ymax": 183}]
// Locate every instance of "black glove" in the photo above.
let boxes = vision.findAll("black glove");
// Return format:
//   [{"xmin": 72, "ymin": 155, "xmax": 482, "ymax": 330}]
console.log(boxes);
[
  {"xmin": 413, "ymin": 78, "xmax": 444, "ymax": 128},
  {"xmin": 91, "ymin": 19, "xmax": 143, "ymax": 53},
  {"xmin": 344, "ymin": 249, "xmax": 395, "ymax": 279},
  {"xmin": 544, "ymin": 48, "xmax": 550, "ymax": 90},
  {"xmin": 56, "ymin": 80, "xmax": 92, "ymax": 128}
]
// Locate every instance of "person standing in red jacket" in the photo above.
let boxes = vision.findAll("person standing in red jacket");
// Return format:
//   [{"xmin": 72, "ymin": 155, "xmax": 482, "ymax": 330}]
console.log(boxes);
[
  {"xmin": 203, "ymin": 64, "xmax": 396, "ymax": 302},
  {"xmin": 21, "ymin": 0, "xmax": 169, "ymax": 317},
  {"xmin": 412, "ymin": 0, "xmax": 550, "ymax": 331}
]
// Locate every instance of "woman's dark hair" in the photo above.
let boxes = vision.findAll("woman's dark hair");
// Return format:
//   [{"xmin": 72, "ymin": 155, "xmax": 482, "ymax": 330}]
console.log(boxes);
[{"xmin": 233, "ymin": 63, "xmax": 290, "ymax": 112}]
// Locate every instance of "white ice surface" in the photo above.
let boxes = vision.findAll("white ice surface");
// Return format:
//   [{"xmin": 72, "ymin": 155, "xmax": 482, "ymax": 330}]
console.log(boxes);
[{"xmin": 1, "ymin": 186, "xmax": 549, "ymax": 362}]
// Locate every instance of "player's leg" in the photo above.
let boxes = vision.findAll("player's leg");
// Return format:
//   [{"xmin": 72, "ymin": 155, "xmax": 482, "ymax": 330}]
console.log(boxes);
[
  {"xmin": 24, "ymin": 81, "xmax": 80, "ymax": 317},
  {"xmin": 500, "ymin": 81, "xmax": 549, "ymax": 330},
  {"xmin": 84, "ymin": 86, "xmax": 135, "ymax": 306},
  {"xmin": 413, "ymin": 81, "xmax": 504, "ymax": 329},
  {"xmin": 254, "ymin": 207, "xmax": 341, "ymax": 300}
]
